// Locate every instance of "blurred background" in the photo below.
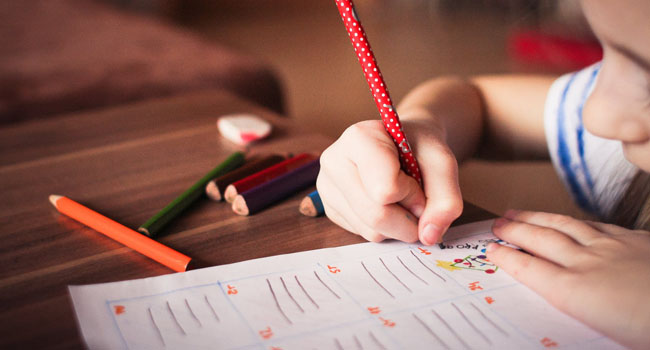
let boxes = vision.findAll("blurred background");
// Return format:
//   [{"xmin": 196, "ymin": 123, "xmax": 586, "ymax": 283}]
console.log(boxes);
[{"xmin": 2, "ymin": 0, "xmax": 602, "ymax": 219}]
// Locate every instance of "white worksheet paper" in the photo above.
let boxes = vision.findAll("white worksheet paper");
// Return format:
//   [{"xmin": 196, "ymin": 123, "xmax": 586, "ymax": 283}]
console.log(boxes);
[{"xmin": 69, "ymin": 220, "xmax": 622, "ymax": 349}]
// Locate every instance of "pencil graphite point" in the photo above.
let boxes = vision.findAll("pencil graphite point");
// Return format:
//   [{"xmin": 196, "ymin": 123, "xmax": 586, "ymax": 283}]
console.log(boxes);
[
  {"xmin": 205, "ymin": 180, "xmax": 222, "ymax": 201},
  {"xmin": 232, "ymin": 195, "xmax": 249, "ymax": 216},
  {"xmin": 224, "ymin": 185, "xmax": 237, "ymax": 203},
  {"xmin": 299, "ymin": 190, "xmax": 324, "ymax": 217},
  {"xmin": 299, "ymin": 196, "xmax": 317, "ymax": 217},
  {"xmin": 49, "ymin": 194, "xmax": 62, "ymax": 207}
]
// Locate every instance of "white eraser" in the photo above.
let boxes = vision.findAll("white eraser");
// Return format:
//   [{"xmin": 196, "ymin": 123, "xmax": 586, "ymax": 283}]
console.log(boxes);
[{"xmin": 217, "ymin": 114, "xmax": 272, "ymax": 145}]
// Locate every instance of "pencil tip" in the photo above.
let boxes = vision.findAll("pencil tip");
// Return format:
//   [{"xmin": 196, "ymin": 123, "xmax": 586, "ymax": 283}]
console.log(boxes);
[
  {"xmin": 299, "ymin": 196, "xmax": 316, "ymax": 217},
  {"xmin": 138, "ymin": 227, "xmax": 151, "ymax": 236},
  {"xmin": 224, "ymin": 185, "xmax": 237, "ymax": 203},
  {"xmin": 232, "ymin": 195, "xmax": 249, "ymax": 216},
  {"xmin": 49, "ymin": 194, "xmax": 62, "ymax": 207},
  {"xmin": 205, "ymin": 181, "xmax": 222, "ymax": 201}
]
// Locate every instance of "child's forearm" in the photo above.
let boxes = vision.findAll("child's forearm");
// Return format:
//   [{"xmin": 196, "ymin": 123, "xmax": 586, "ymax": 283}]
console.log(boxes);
[
  {"xmin": 397, "ymin": 77, "xmax": 483, "ymax": 162},
  {"xmin": 397, "ymin": 75, "xmax": 555, "ymax": 162}
]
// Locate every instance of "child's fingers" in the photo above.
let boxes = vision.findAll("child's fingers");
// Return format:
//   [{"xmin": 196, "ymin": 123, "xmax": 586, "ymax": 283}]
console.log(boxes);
[
  {"xmin": 504, "ymin": 210, "xmax": 601, "ymax": 245},
  {"xmin": 345, "ymin": 121, "xmax": 426, "ymax": 213},
  {"xmin": 321, "ymin": 201, "xmax": 356, "ymax": 235},
  {"xmin": 492, "ymin": 218, "xmax": 588, "ymax": 267},
  {"xmin": 318, "ymin": 177, "xmax": 387, "ymax": 242},
  {"xmin": 322, "ymin": 200, "xmax": 387, "ymax": 242},
  {"xmin": 330, "ymin": 166, "xmax": 419, "ymax": 242},
  {"xmin": 416, "ymin": 144, "xmax": 463, "ymax": 245},
  {"xmin": 321, "ymin": 121, "xmax": 425, "ymax": 214},
  {"xmin": 317, "ymin": 171, "xmax": 412, "ymax": 242},
  {"xmin": 353, "ymin": 149, "xmax": 425, "ymax": 220},
  {"xmin": 320, "ymin": 126, "xmax": 421, "ymax": 242},
  {"xmin": 486, "ymin": 243, "xmax": 568, "ymax": 301},
  {"xmin": 317, "ymin": 166, "xmax": 365, "ymax": 235}
]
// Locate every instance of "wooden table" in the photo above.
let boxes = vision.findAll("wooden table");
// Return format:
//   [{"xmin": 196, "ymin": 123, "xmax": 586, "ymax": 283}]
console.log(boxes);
[{"xmin": 0, "ymin": 90, "xmax": 493, "ymax": 348}]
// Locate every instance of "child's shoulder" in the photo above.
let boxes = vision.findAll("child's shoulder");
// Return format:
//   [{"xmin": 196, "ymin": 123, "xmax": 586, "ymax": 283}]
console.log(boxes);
[{"xmin": 545, "ymin": 63, "xmax": 601, "ymax": 118}]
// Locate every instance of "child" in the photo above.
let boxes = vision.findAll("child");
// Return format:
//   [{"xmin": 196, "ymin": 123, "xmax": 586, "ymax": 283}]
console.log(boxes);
[{"xmin": 316, "ymin": 0, "xmax": 650, "ymax": 348}]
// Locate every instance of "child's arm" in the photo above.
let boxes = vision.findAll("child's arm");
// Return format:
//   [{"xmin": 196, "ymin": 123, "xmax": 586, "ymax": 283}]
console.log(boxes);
[
  {"xmin": 317, "ymin": 75, "xmax": 555, "ymax": 244},
  {"xmin": 398, "ymin": 75, "xmax": 554, "ymax": 162},
  {"xmin": 488, "ymin": 210, "xmax": 650, "ymax": 349}
]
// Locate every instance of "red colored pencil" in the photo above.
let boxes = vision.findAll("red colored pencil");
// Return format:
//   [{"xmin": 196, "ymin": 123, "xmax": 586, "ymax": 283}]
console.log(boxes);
[
  {"xmin": 223, "ymin": 153, "xmax": 315, "ymax": 203},
  {"xmin": 334, "ymin": 0, "xmax": 422, "ymax": 185},
  {"xmin": 205, "ymin": 154, "xmax": 287, "ymax": 201},
  {"xmin": 232, "ymin": 159, "xmax": 320, "ymax": 216}
]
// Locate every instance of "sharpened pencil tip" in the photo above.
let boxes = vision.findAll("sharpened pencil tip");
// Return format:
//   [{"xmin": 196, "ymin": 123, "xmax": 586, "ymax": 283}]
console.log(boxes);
[
  {"xmin": 232, "ymin": 195, "xmax": 249, "ymax": 216},
  {"xmin": 299, "ymin": 196, "xmax": 317, "ymax": 217},
  {"xmin": 49, "ymin": 194, "xmax": 62, "ymax": 207},
  {"xmin": 138, "ymin": 227, "xmax": 151, "ymax": 236},
  {"xmin": 224, "ymin": 185, "xmax": 237, "ymax": 203},
  {"xmin": 205, "ymin": 181, "xmax": 222, "ymax": 201}
]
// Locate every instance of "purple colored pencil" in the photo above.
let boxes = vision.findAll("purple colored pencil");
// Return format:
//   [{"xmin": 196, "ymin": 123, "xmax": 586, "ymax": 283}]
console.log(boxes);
[{"xmin": 232, "ymin": 158, "xmax": 320, "ymax": 215}]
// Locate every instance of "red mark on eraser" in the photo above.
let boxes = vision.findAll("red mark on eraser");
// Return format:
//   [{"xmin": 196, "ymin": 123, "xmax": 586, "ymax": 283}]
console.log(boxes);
[
  {"xmin": 217, "ymin": 114, "xmax": 272, "ymax": 145},
  {"xmin": 240, "ymin": 132, "xmax": 261, "ymax": 142}
]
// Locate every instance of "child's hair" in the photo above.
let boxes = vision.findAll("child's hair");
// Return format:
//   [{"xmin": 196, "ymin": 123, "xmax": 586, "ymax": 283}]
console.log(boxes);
[{"xmin": 610, "ymin": 171, "xmax": 650, "ymax": 231}]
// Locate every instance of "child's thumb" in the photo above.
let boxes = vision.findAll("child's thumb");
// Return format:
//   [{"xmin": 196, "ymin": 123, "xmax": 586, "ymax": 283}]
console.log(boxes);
[{"xmin": 416, "ymin": 153, "xmax": 463, "ymax": 245}]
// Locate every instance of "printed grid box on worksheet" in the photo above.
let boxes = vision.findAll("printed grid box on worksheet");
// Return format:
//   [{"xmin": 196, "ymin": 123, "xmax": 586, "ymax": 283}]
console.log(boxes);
[{"xmin": 69, "ymin": 220, "xmax": 623, "ymax": 350}]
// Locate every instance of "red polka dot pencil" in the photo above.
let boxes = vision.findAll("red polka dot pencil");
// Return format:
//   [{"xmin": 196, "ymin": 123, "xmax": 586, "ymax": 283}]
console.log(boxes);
[{"xmin": 334, "ymin": 0, "xmax": 422, "ymax": 185}]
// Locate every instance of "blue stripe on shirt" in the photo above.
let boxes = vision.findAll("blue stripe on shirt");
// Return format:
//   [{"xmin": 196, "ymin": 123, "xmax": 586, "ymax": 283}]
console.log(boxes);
[
  {"xmin": 575, "ymin": 65, "xmax": 601, "ymax": 210},
  {"xmin": 557, "ymin": 72, "xmax": 593, "ymax": 211}
]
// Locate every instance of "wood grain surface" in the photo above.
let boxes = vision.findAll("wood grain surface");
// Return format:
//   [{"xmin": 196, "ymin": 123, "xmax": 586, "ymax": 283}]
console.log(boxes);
[{"xmin": 0, "ymin": 90, "xmax": 494, "ymax": 349}]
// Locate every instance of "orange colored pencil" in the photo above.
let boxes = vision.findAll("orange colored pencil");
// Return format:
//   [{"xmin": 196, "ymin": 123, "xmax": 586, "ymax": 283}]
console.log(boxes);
[{"xmin": 50, "ymin": 195, "xmax": 193, "ymax": 272}]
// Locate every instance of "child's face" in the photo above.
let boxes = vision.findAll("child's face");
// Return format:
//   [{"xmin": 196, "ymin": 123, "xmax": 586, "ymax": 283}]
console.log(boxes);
[{"xmin": 581, "ymin": 0, "xmax": 650, "ymax": 172}]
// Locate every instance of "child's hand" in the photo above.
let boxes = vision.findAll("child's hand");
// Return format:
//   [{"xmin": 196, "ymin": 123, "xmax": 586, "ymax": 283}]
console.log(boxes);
[
  {"xmin": 487, "ymin": 210, "xmax": 650, "ymax": 350},
  {"xmin": 317, "ymin": 119, "xmax": 462, "ymax": 245}
]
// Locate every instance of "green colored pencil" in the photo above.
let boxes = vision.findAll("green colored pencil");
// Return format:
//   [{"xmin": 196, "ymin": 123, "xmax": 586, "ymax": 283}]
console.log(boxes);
[{"xmin": 139, "ymin": 151, "xmax": 245, "ymax": 236}]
